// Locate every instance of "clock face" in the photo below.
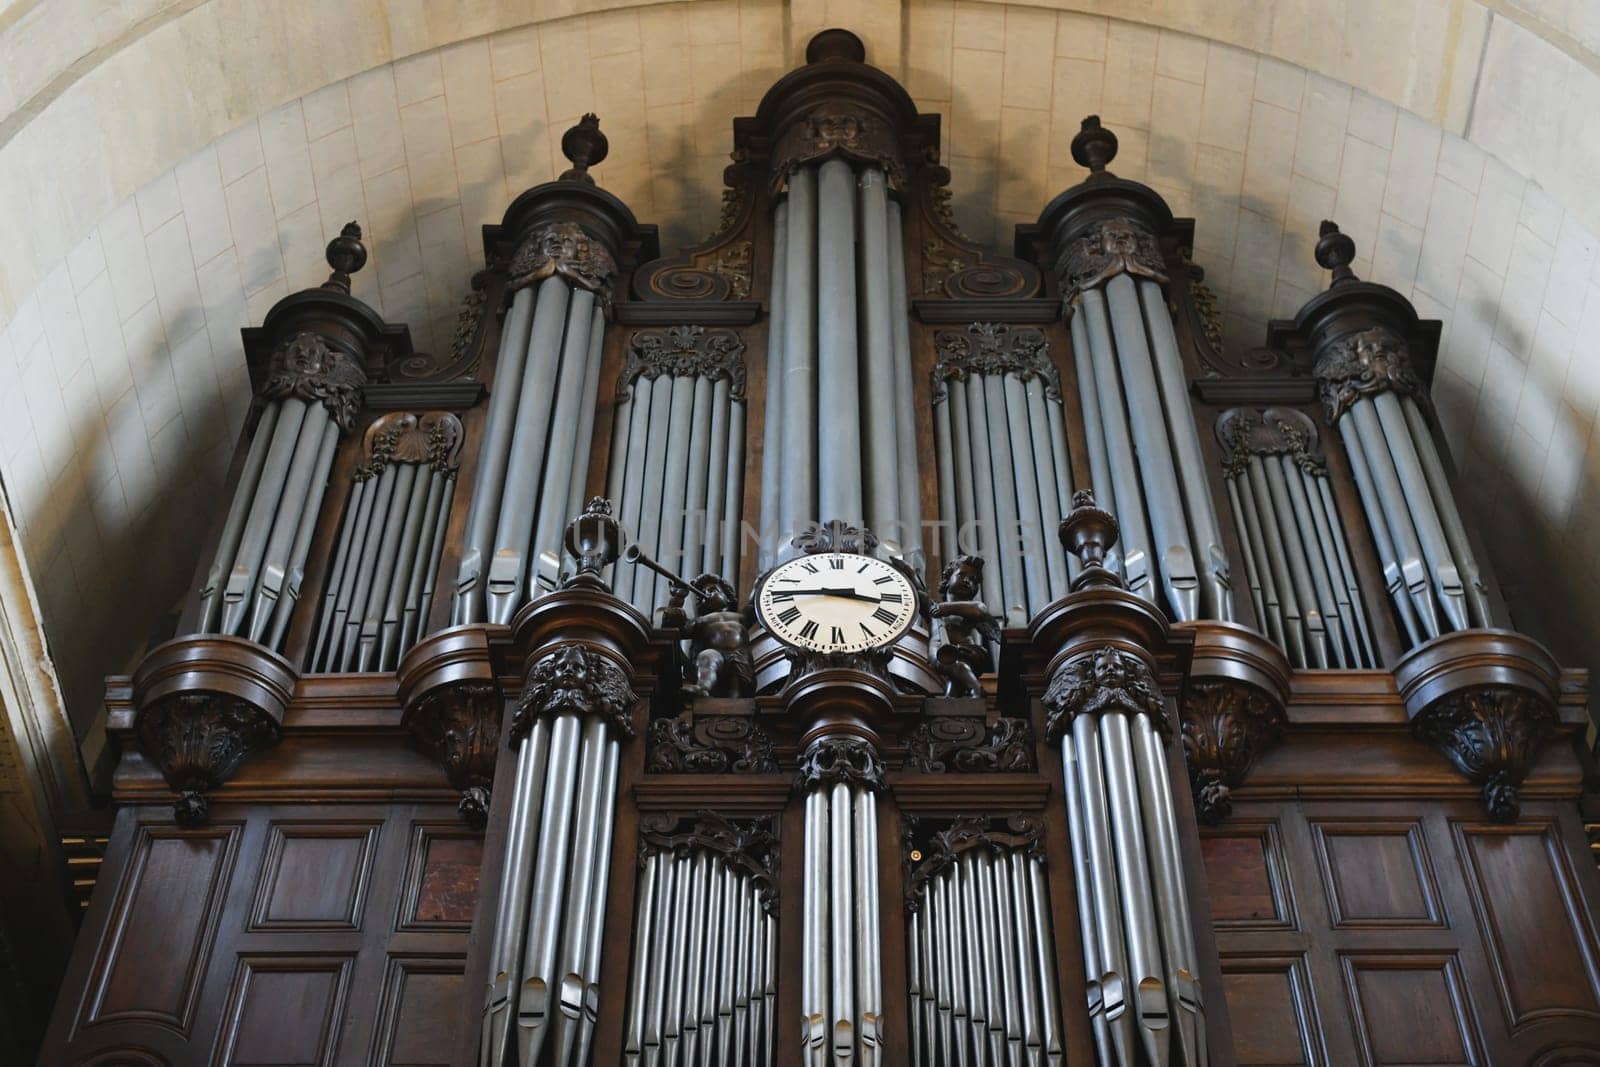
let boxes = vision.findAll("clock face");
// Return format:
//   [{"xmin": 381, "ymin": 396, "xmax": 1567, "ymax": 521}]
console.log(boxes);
[{"xmin": 756, "ymin": 553, "xmax": 918, "ymax": 653}]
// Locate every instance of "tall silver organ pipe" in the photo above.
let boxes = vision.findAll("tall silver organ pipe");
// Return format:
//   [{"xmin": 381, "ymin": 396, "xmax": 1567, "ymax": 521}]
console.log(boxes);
[
  {"xmin": 308, "ymin": 411, "xmax": 463, "ymax": 672},
  {"xmin": 931, "ymin": 324, "xmax": 1076, "ymax": 626},
  {"xmin": 797, "ymin": 738, "xmax": 884, "ymax": 1066},
  {"xmin": 453, "ymin": 222, "xmax": 616, "ymax": 626},
  {"xmin": 609, "ymin": 326, "xmax": 747, "ymax": 620},
  {"xmin": 905, "ymin": 819, "xmax": 1064, "ymax": 1067},
  {"xmin": 769, "ymin": 161, "xmax": 920, "ymax": 558},
  {"xmin": 481, "ymin": 643, "xmax": 635, "ymax": 1067},
  {"xmin": 1216, "ymin": 408, "xmax": 1377, "ymax": 669},
  {"xmin": 197, "ymin": 333, "xmax": 365, "ymax": 652},
  {"xmin": 622, "ymin": 815, "xmax": 778, "ymax": 1067}
]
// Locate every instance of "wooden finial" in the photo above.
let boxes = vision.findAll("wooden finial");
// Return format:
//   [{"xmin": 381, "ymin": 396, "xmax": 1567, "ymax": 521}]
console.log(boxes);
[
  {"xmin": 322, "ymin": 221, "xmax": 366, "ymax": 293},
  {"xmin": 559, "ymin": 114, "xmax": 609, "ymax": 184},
  {"xmin": 1316, "ymin": 220, "xmax": 1359, "ymax": 287},
  {"xmin": 1061, "ymin": 490, "xmax": 1122, "ymax": 589},
  {"xmin": 1071, "ymin": 115, "xmax": 1119, "ymax": 176}
]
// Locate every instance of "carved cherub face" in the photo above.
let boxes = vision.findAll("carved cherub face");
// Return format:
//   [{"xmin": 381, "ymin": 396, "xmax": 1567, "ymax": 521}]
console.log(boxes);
[
  {"xmin": 528, "ymin": 645, "xmax": 595, "ymax": 717},
  {"xmin": 940, "ymin": 555, "xmax": 983, "ymax": 600},
  {"xmin": 691, "ymin": 574, "xmax": 739, "ymax": 614}
]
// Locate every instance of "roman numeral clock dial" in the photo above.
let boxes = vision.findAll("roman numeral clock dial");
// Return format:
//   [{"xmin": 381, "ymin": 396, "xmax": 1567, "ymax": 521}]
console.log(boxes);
[{"xmin": 755, "ymin": 552, "xmax": 918, "ymax": 654}]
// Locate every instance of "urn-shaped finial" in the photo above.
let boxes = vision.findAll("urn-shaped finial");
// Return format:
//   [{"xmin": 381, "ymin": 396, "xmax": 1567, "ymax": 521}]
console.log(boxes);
[
  {"xmin": 1061, "ymin": 490, "xmax": 1122, "ymax": 589},
  {"xmin": 322, "ymin": 221, "xmax": 367, "ymax": 293}
]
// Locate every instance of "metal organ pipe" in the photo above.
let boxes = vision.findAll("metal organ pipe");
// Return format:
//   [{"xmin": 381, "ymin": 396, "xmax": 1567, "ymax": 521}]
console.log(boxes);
[
  {"xmin": 886, "ymin": 201, "xmax": 922, "ymax": 558},
  {"xmin": 758, "ymin": 201, "xmax": 789, "ymax": 568},
  {"xmin": 857, "ymin": 167, "xmax": 901, "ymax": 548},
  {"xmin": 778, "ymin": 167, "xmax": 817, "ymax": 555}
]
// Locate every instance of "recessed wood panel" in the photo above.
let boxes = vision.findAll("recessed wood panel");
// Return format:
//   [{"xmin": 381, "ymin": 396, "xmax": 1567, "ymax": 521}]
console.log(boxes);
[
  {"xmin": 250, "ymin": 822, "xmax": 381, "ymax": 930},
  {"xmin": 398, "ymin": 822, "xmax": 483, "ymax": 931},
  {"xmin": 370, "ymin": 956, "xmax": 466, "ymax": 1065},
  {"xmin": 1341, "ymin": 953, "xmax": 1480, "ymax": 1066},
  {"xmin": 83, "ymin": 824, "xmax": 239, "ymax": 1034},
  {"xmin": 1222, "ymin": 955, "xmax": 1321, "ymax": 1065},
  {"xmin": 1454, "ymin": 821, "xmax": 1600, "ymax": 1032},
  {"xmin": 213, "ymin": 955, "xmax": 352, "ymax": 1066},
  {"xmin": 1311, "ymin": 819, "xmax": 1442, "ymax": 928},
  {"xmin": 1201, "ymin": 820, "xmax": 1296, "ymax": 930}
]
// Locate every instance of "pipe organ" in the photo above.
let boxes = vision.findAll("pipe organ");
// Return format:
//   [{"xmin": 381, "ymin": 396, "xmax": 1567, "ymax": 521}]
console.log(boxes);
[{"xmin": 42, "ymin": 27, "xmax": 1600, "ymax": 1067}]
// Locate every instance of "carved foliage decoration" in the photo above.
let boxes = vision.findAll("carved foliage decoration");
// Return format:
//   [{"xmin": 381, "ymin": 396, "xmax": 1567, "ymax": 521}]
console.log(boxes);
[
  {"xmin": 646, "ymin": 714, "xmax": 778, "ymax": 774},
  {"xmin": 506, "ymin": 220, "xmax": 617, "ymax": 301},
  {"xmin": 1313, "ymin": 325, "xmax": 1428, "ymax": 424},
  {"xmin": 1056, "ymin": 216, "xmax": 1168, "ymax": 297},
  {"xmin": 790, "ymin": 518, "xmax": 879, "ymax": 556},
  {"xmin": 770, "ymin": 107, "xmax": 906, "ymax": 192},
  {"xmin": 357, "ymin": 411, "xmax": 465, "ymax": 480},
  {"xmin": 639, "ymin": 810, "xmax": 780, "ymax": 913},
  {"xmin": 404, "ymin": 681, "xmax": 501, "ymax": 828},
  {"xmin": 904, "ymin": 714, "xmax": 1036, "ymax": 773},
  {"xmin": 260, "ymin": 331, "xmax": 368, "ymax": 432},
  {"xmin": 617, "ymin": 325, "xmax": 747, "ymax": 401},
  {"xmin": 1180, "ymin": 681, "xmax": 1285, "ymax": 825},
  {"xmin": 135, "ymin": 693, "xmax": 282, "ymax": 825},
  {"xmin": 794, "ymin": 734, "xmax": 885, "ymax": 793},
  {"xmin": 1411, "ymin": 685, "xmax": 1559, "ymax": 821},
  {"xmin": 931, "ymin": 322, "xmax": 1061, "ymax": 403},
  {"xmin": 902, "ymin": 813, "xmax": 1044, "ymax": 912},
  {"xmin": 1041, "ymin": 646, "xmax": 1166, "ymax": 743},
  {"xmin": 634, "ymin": 240, "xmax": 753, "ymax": 303},
  {"xmin": 1216, "ymin": 407, "xmax": 1326, "ymax": 478},
  {"xmin": 512, "ymin": 643, "xmax": 638, "ymax": 742}
]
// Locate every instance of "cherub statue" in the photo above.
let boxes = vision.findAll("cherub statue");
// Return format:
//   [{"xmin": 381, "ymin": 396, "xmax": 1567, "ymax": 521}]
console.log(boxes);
[
  {"xmin": 929, "ymin": 555, "xmax": 999, "ymax": 698},
  {"xmin": 683, "ymin": 573, "xmax": 754, "ymax": 698}
]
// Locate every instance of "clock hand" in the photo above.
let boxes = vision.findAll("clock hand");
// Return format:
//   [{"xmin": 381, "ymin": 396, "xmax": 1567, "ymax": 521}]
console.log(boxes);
[{"xmin": 781, "ymin": 588, "xmax": 883, "ymax": 603}]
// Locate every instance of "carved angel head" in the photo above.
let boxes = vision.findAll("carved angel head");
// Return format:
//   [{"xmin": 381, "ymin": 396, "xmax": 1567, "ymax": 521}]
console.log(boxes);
[
  {"xmin": 515, "ymin": 644, "xmax": 637, "ymax": 740},
  {"xmin": 939, "ymin": 554, "xmax": 985, "ymax": 601}
]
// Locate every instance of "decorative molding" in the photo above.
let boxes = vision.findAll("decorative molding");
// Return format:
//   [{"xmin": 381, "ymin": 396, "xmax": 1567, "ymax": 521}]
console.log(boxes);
[
  {"xmin": 356, "ymin": 411, "xmax": 465, "ymax": 478},
  {"xmin": 1313, "ymin": 325, "xmax": 1427, "ymax": 424},
  {"xmin": 1180, "ymin": 681, "xmax": 1286, "ymax": 825},
  {"xmin": 638, "ymin": 810, "xmax": 780, "ymax": 913},
  {"xmin": 134, "ymin": 693, "xmax": 281, "ymax": 825},
  {"xmin": 617, "ymin": 325, "xmax": 747, "ymax": 401},
  {"xmin": 1188, "ymin": 268, "xmax": 1224, "ymax": 359},
  {"xmin": 512, "ymin": 643, "xmax": 637, "ymax": 742},
  {"xmin": 703, "ymin": 240, "xmax": 753, "ymax": 300},
  {"xmin": 1411, "ymin": 686, "xmax": 1559, "ymax": 821},
  {"xmin": 646, "ymin": 714, "xmax": 778, "ymax": 774},
  {"xmin": 506, "ymin": 220, "xmax": 617, "ymax": 302},
  {"xmin": 1216, "ymin": 407, "xmax": 1326, "ymax": 478},
  {"xmin": 930, "ymin": 323, "xmax": 1062, "ymax": 403},
  {"xmin": 904, "ymin": 715, "xmax": 1035, "ymax": 773},
  {"xmin": 902, "ymin": 813, "xmax": 1044, "ymax": 911},
  {"xmin": 790, "ymin": 518, "xmax": 879, "ymax": 556},
  {"xmin": 1041, "ymin": 646, "xmax": 1166, "ymax": 743},
  {"xmin": 403, "ymin": 680, "xmax": 501, "ymax": 828},
  {"xmin": 794, "ymin": 734, "xmax": 885, "ymax": 793},
  {"xmin": 258, "ymin": 331, "xmax": 367, "ymax": 432},
  {"xmin": 1055, "ymin": 216, "xmax": 1168, "ymax": 297},
  {"xmin": 770, "ymin": 107, "xmax": 906, "ymax": 192}
]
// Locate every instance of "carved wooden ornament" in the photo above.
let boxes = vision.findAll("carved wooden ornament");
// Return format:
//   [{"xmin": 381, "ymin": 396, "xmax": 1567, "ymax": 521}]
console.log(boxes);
[
  {"xmin": 617, "ymin": 325, "xmax": 748, "ymax": 401},
  {"xmin": 931, "ymin": 323, "xmax": 1062, "ymax": 403},
  {"xmin": 646, "ymin": 714, "xmax": 778, "ymax": 774},
  {"xmin": 259, "ymin": 332, "xmax": 368, "ymax": 432},
  {"xmin": 506, "ymin": 220, "xmax": 618, "ymax": 301},
  {"xmin": 1041, "ymin": 646, "xmax": 1167, "ymax": 743},
  {"xmin": 1411, "ymin": 685, "xmax": 1559, "ymax": 821},
  {"xmin": 1180, "ymin": 681, "xmax": 1286, "ymax": 825},
  {"xmin": 1313, "ymin": 325, "xmax": 1428, "ymax": 424},
  {"xmin": 512, "ymin": 642, "xmax": 638, "ymax": 742},
  {"xmin": 135, "ymin": 693, "xmax": 281, "ymax": 826},
  {"xmin": 404, "ymin": 681, "xmax": 502, "ymax": 828},
  {"xmin": 794, "ymin": 734, "xmax": 886, "ymax": 793}
]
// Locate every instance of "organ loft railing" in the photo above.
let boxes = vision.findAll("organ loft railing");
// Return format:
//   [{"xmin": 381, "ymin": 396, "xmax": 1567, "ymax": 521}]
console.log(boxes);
[{"xmin": 56, "ymin": 25, "xmax": 1597, "ymax": 1067}]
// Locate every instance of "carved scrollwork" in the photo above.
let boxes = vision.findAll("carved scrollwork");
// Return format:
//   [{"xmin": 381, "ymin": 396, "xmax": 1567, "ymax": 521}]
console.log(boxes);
[
  {"xmin": 1180, "ymin": 681, "xmax": 1285, "ymax": 825},
  {"xmin": 1056, "ymin": 216, "xmax": 1168, "ymax": 298},
  {"xmin": 259, "ymin": 331, "xmax": 367, "ymax": 432},
  {"xmin": 1410, "ymin": 685, "xmax": 1559, "ymax": 821},
  {"xmin": 404, "ymin": 681, "xmax": 501, "ymax": 828},
  {"xmin": 794, "ymin": 734, "xmax": 885, "ymax": 794},
  {"xmin": 646, "ymin": 714, "xmax": 778, "ymax": 774},
  {"xmin": 770, "ymin": 107, "xmax": 906, "ymax": 192},
  {"xmin": 617, "ymin": 326, "xmax": 747, "ymax": 402},
  {"xmin": 790, "ymin": 518, "xmax": 879, "ymax": 556},
  {"xmin": 902, "ymin": 813, "xmax": 1045, "ymax": 912},
  {"xmin": 638, "ymin": 810, "xmax": 780, "ymax": 913},
  {"xmin": 135, "ymin": 693, "xmax": 282, "ymax": 826},
  {"xmin": 357, "ymin": 411, "xmax": 465, "ymax": 479},
  {"xmin": 1041, "ymin": 646, "xmax": 1166, "ymax": 743},
  {"xmin": 512, "ymin": 643, "xmax": 637, "ymax": 742},
  {"xmin": 1313, "ymin": 325, "xmax": 1428, "ymax": 424},
  {"xmin": 904, "ymin": 715, "xmax": 1035, "ymax": 773},
  {"xmin": 931, "ymin": 323, "xmax": 1062, "ymax": 403},
  {"xmin": 1216, "ymin": 407, "xmax": 1326, "ymax": 478},
  {"xmin": 506, "ymin": 220, "xmax": 617, "ymax": 302}
]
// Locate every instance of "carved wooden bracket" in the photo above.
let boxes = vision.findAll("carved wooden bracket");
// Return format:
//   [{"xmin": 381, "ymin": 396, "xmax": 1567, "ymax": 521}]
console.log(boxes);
[
  {"xmin": 646, "ymin": 711, "xmax": 778, "ymax": 774},
  {"xmin": 794, "ymin": 734, "xmax": 885, "ymax": 794},
  {"xmin": 1178, "ymin": 621, "xmax": 1292, "ymax": 825},
  {"xmin": 129, "ymin": 636, "xmax": 298, "ymax": 825},
  {"xmin": 1394, "ymin": 629, "xmax": 1564, "ymax": 821},
  {"xmin": 396, "ymin": 624, "xmax": 500, "ymax": 827}
]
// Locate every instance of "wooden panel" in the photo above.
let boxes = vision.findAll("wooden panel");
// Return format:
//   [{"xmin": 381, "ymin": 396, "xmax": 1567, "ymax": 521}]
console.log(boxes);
[
  {"xmin": 212, "ymin": 954, "xmax": 353, "ymax": 1065},
  {"xmin": 398, "ymin": 822, "xmax": 483, "ymax": 931},
  {"xmin": 82, "ymin": 824, "xmax": 239, "ymax": 1034},
  {"xmin": 1454, "ymin": 820, "xmax": 1600, "ymax": 1032},
  {"xmin": 250, "ymin": 822, "xmax": 381, "ymax": 930},
  {"xmin": 1310, "ymin": 819, "xmax": 1442, "ymax": 928},
  {"xmin": 1340, "ymin": 953, "xmax": 1481, "ymax": 1066},
  {"xmin": 370, "ymin": 955, "xmax": 467, "ymax": 1065},
  {"xmin": 1201, "ymin": 820, "xmax": 1297, "ymax": 930},
  {"xmin": 1221, "ymin": 954, "xmax": 1322, "ymax": 1065}
]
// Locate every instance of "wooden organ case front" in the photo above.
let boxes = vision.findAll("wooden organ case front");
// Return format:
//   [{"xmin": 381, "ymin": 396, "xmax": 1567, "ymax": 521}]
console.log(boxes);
[{"xmin": 40, "ymin": 28, "xmax": 1600, "ymax": 1067}]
